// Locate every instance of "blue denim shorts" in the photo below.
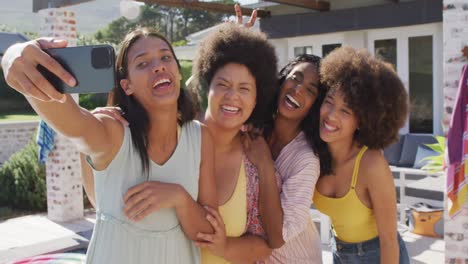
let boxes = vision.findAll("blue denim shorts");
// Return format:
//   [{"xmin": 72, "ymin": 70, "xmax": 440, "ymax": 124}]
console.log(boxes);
[{"xmin": 331, "ymin": 233, "xmax": 410, "ymax": 264}]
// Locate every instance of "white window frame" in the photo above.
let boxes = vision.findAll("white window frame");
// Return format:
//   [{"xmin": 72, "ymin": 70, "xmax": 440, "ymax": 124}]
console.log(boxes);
[
  {"xmin": 367, "ymin": 23, "xmax": 443, "ymax": 135},
  {"xmin": 287, "ymin": 32, "xmax": 345, "ymax": 60}
]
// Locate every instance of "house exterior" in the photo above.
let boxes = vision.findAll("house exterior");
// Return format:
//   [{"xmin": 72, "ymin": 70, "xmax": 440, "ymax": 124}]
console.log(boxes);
[
  {"xmin": 175, "ymin": 0, "xmax": 443, "ymax": 135},
  {"xmin": 175, "ymin": 0, "xmax": 447, "ymax": 135},
  {"xmin": 246, "ymin": 0, "xmax": 443, "ymax": 136}
]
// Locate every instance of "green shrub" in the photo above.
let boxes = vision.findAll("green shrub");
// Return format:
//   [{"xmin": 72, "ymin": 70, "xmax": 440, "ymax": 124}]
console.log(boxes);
[
  {"xmin": 180, "ymin": 60, "xmax": 192, "ymax": 86},
  {"xmin": 0, "ymin": 139, "xmax": 46, "ymax": 211},
  {"xmin": 0, "ymin": 138, "xmax": 93, "ymax": 213},
  {"xmin": 79, "ymin": 93, "xmax": 108, "ymax": 110},
  {"xmin": 173, "ymin": 39, "xmax": 188, "ymax": 47}
]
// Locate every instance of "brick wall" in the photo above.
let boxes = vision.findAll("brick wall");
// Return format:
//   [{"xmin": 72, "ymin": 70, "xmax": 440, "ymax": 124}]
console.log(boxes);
[
  {"xmin": 0, "ymin": 121, "xmax": 39, "ymax": 166},
  {"xmin": 46, "ymin": 134, "xmax": 83, "ymax": 222}
]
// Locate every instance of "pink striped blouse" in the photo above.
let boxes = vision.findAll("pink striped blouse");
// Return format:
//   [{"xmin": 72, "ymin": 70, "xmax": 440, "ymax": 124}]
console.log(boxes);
[{"xmin": 266, "ymin": 132, "xmax": 322, "ymax": 264}]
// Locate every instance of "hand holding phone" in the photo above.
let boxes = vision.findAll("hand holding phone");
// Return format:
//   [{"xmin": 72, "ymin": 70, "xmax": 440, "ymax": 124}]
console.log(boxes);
[
  {"xmin": 1, "ymin": 38, "xmax": 74, "ymax": 102},
  {"xmin": 37, "ymin": 45, "xmax": 116, "ymax": 94}
]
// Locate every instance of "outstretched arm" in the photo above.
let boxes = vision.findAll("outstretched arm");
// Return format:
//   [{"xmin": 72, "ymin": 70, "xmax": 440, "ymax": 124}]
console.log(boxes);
[{"xmin": 1, "ymin": 38, "xmax": 121, "ymax": 169}]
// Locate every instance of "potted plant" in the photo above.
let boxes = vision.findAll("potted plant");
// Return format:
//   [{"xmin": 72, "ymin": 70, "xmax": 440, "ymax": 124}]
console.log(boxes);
[{"xmin": 420, "ymin": 136, "xmax": 445, "ymax": 173}]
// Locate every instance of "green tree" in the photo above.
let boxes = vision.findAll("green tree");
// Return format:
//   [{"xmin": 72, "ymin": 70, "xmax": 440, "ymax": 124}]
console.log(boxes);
[{"xmin": 93, "ymin": 2, "xmax": 234, "ymax": 45}]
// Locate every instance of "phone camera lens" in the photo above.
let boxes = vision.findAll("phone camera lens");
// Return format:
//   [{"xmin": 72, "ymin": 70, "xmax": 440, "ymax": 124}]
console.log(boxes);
[{"xmin": 92, "ymin": 47, "xmax": 113, "ymax": 69}]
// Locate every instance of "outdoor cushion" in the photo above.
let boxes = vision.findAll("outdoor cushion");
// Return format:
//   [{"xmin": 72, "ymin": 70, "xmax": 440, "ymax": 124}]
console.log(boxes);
[
  {"xmin": 392, "ymin": 171, "xmax": 426, "ymax": 181},
  {"xmin": 413, "ymin": 146, "xmax": 439, "ymax": 169},
  {"xmin": 406, "ymin": 175, "xmax": 445, "ymax": 202},
  {"xmin": 398, "ymin": 133, "xmax": 437, "ymax": 167},
  {"xmin": 384, "ymin": 135, "xmax": 404, "ymax": 166}
]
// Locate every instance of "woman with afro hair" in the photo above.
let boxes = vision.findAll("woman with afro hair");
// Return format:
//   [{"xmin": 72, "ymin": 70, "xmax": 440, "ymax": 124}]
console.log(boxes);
[
  {"xmin": 192, "ymin": 24, "xmax": 330, "ymax": 263},
  {"xmin": 188, "ymin": 23, "xmax": 282, "ymax": 263},
  {"xmin": 313, "ymin": 46, "xmax": 410, "ymax": 264}
]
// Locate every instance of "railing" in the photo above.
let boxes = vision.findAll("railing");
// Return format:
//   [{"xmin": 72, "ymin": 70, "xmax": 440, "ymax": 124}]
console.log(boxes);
[{"xmin": 391, "ymin": 166, "xmax": 444, "ymax": 225}]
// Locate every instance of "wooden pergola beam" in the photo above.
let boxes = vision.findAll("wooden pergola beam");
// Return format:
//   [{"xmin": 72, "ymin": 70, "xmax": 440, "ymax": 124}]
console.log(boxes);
[
  {"xmin": 136, "ymin": 0, "xmax": 271, "ymax": 18},
  {"xmin": 267, "ymin": 0, "xmax": 330, "ymax": 11}
]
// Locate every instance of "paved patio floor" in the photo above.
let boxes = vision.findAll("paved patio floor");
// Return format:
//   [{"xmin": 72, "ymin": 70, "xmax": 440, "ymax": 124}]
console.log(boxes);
[{"xmin": 0, "ymin": 211, "xmax": 445, "ymax": 263}]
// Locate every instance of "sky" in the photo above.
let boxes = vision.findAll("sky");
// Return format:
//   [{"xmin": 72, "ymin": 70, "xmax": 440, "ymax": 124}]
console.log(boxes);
[
  {"xmin": 0, "ymin": 0, "xmax": 121, "ymax": 35},
  {"xmin": 0, "ymin": 0, "xmax": 258, "ymax": 35}
]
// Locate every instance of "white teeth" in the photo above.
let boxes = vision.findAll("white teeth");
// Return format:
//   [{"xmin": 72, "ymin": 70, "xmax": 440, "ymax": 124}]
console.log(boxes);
[
  {"xmin": 286, "ymin": 94, "xmax": 301, "ymax": 108},
  {"xmin": 222, "ymin": 105, "xmax": 240, "ymax": 113},
  {"xmin": 324, "ymin": 122, "xmax": 337, "ymax": 131},
  {"xmin": 154, "ymin": 78, "xmax": 171, "ymax": 87}
]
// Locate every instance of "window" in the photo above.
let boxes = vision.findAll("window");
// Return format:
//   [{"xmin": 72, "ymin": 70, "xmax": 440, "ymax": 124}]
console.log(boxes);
[
  {"xmin": 409, "ymin": 36, "xmax": 433, "ymax": 133},
  {"xmin": 322, "ymin": 44, "xmax": 341, "ymax": 57},
  {"xmin": 294, "ymin": 46, "xmax": 313, "ymax": 57},
  {"xmin": 375, "ymin": 39, "xmax": 397, "ymax": 69}
]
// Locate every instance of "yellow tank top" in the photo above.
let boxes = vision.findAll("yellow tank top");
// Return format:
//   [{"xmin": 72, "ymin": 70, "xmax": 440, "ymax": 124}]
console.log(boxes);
[
  {"xmin": 201, "ymin": 159, "xmax": 247, "ymax": 264},
  {"xmin": 313, "ymin": 146, "xmax": 378, "ymax": 243}
]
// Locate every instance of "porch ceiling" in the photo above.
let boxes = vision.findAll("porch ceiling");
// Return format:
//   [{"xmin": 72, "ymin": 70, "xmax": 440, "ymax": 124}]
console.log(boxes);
[
  {"xmin": 266, "ymin": 0, "xmax": 330, "ymax": 11},
  {"xmin": 136, "ymin": 0, "xmax": 271, "ymax": 18}
]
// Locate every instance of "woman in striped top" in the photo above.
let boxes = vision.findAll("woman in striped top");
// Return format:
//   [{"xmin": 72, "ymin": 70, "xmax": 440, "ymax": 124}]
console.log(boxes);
[{"xmin": 254, "ymin": 54, "xmax": 331, "ymax": 263}]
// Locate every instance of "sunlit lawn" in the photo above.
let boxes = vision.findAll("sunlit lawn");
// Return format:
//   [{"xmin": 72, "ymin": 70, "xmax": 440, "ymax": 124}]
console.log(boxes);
[{"xmin": 0, "ymin": 113, "xmax": 40, "ymax": 122}]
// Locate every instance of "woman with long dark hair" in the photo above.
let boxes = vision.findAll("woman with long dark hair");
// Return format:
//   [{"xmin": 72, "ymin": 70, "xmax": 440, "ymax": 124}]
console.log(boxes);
[{"xmin": 1, "ymin": 28, "xmax": 217, "ymax": 264}]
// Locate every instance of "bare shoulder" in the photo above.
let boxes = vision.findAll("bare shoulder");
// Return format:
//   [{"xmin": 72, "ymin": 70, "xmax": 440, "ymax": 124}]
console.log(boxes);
[
  {"xmin": 90, "ymin": 113, "xmax": 125, "ymax": 163},
  {"xmin": 93, "ymin": 113, "xmax": 125, "ymax": 143},
  {"xmin": 360, "ymin": 149, "xmax": 393, "ymax": 185},
  {"xmin": 199, "ymin": 122, "xmax": 213, "ymax": 144},
  {"xmin": 199, "ymin": 123, "xmax": 214, "ymax": 159},
  {"xmin": 84, "ymin": 113, "xmax": 125, "ymax": 169}
]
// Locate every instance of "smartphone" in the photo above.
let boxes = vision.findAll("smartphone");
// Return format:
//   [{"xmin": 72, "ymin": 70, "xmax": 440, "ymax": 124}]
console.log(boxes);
[{"xmin": 37, "ymin": 45, "xmax": 116, "ymax": 94}]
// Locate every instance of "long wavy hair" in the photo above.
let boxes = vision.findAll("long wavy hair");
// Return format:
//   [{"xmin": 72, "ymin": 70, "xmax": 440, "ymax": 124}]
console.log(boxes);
[{"xmin": 110, "ymin": 27, "xmax": 197, "ymax": 175}]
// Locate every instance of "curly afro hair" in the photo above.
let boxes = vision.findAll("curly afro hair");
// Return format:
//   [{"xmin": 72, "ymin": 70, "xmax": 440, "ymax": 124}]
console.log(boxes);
[
  {"xmin": 320, "ymin": 46, "xmax": 408, "ymax": 149},
  {"xmin": 191, "ymin": 23, "xmax": 278, "ymax": 129}
]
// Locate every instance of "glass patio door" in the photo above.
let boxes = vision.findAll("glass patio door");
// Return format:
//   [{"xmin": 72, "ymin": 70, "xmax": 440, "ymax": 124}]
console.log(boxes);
[{"xmin": 368, "ymin": 23, "xmax": 443, "ymax": 135}]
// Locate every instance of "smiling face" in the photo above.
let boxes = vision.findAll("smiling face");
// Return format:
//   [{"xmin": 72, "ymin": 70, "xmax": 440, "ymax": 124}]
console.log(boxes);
[
  {"xmin": 205, "ymin": 63, "xmax": 257, "ymax": 131},
  {"xmin": 119, "ymin": 36, "xmax": 182, "ymax": 110},
  {"xmin": 319, "ymin": 90, "xmax": 359, "ymax": 144},
  {"xmin": 277, "ymin": 62, "xmax": 320, "ymax": 123}
]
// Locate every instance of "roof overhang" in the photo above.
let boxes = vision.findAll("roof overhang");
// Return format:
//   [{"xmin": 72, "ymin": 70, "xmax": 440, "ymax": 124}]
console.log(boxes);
[
  {"xmin": 266, "ymin": 0, "xmax": 330, "ymax": 11},
  {"xmin": 260, "ymin": 0, "xmax": 441, "ymax": 39},
  {"xmin": 136, "ymin": 0, "xmax": 271, "ymax": 18}
]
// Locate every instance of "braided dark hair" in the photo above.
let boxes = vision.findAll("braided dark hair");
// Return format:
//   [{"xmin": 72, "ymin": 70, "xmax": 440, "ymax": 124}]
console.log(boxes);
[{"xmin": 266, "ymin": 54, "xmax": 332, "ymax": 177}]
